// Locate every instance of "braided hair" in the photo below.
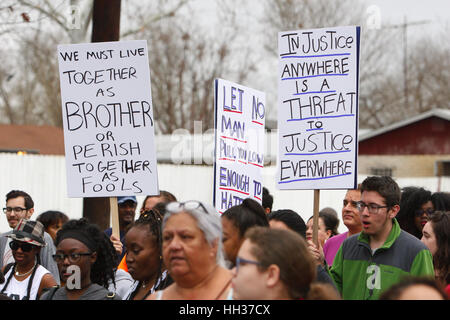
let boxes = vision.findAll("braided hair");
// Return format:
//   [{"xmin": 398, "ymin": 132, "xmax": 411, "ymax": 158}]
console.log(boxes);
[
  {"xmin": 127, "ymin": 209, "xmax": 170, "ymax": 299},
  {"xmin": 55, "ymin": 218, "xmax": 117, "ymax": 290}
]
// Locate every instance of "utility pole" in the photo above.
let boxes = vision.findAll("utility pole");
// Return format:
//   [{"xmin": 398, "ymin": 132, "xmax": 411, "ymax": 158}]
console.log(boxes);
[
  {"xmin": 82, "ymin": 0, "xmax": 121, "ymax": 230},
  {"xmin": 384, "ymin": 16, "xmax": 430, "ymax": 110}
]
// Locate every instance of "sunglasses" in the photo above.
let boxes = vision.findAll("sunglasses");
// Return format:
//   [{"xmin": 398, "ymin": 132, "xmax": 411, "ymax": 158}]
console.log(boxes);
[
  {"xmin": 414, "ymin": 208, "xmax": 434, "ymax": 217},
  {"xmin": 9, "ymin": 241, "xmax": 35, "ymax": 252},
  {"xmin": 166, "ymin": 201, "xmax": 209, "ymax": 215}
]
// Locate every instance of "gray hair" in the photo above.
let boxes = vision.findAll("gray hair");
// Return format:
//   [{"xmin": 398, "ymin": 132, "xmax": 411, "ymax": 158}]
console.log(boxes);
[{"xmin": 163, "ymin": 201, "xmax": 227, "ymax": 267}]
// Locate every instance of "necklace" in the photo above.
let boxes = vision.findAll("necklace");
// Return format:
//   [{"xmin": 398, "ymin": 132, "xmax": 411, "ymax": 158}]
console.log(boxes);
[
  {"xmin": 14, "ymin": 261, "xmax": 36, "ymax": 277},
  {"xmin": 142, "ymin": 280, "xmax": 150, "ymax": 288}
]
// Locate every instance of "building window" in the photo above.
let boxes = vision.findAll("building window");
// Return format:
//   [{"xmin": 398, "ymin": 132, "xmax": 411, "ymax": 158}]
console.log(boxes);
[
  {"xmin": 435, "ymin": 161, "xmax": 450, "ymax": 176},
  {"xmin": 370, "ymin": 167, "xmax": 393, "ymax": 177}
]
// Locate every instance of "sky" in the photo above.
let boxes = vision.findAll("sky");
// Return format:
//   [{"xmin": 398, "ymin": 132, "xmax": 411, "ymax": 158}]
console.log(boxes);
[
  {"xmin": 361, "ymin": 0, "xmax": 450, "ymax": 38},
  {"xmin": 188, "ymin": 0, "xmax": 450, "ymax": 114}
]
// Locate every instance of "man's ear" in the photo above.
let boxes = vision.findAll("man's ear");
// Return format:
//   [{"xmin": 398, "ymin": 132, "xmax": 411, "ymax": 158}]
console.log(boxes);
[
  {"xmin": 389, "ymin": 204, "xmax": 400, "ymax": 219},
  {"xmin": 26, "ymin": 208, "xmax": 34, "ymax": 219},
  {"xmin": 266, "ymin": 264, "xmax": 281, "ymax": 288}
]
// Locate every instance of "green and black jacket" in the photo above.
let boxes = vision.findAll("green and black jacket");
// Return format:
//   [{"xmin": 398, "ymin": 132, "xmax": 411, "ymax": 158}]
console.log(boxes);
[{"xmin": 330, "ymin": 218, "xmax": 434, "ymax": 300}]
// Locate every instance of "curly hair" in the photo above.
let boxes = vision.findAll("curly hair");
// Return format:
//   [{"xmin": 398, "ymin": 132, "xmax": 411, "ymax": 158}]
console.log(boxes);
[
  {"xmin": 55, "ymin": 218, "xmax": 117, "ymax": 289},
  {"xmin": 397, "ymin": 187, "xmax": 432, "ymax": 238}
]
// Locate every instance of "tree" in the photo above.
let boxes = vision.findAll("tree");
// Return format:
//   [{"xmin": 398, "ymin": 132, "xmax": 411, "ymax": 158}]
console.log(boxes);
[
  {"xmin": 360, "ymin": 32, "xmax": 450, "ymax": 127},
  {"xmin": 0, "ymin": 0, "xmax": 256, "ymax": 134},
  {"xmin": 121, "ymin": 1, "xmax": 257, "ymax": 134},
  {"xmin": 0, "ymin": 0, "xmax": 193, "ymax": 127}
]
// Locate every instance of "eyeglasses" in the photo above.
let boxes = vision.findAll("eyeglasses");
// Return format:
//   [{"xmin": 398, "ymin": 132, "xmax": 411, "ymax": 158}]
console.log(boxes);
[
  {"xmin": 3, "ymin": 207, "xmax": 28, "ymax": 214},
  {"xmin": 343, "ymin": 200, "xmax": 359, "ymax": 208},
  {"xmin": 414, "ymin": 208, "xmax": 434, "ymax": 217},
  {"xmin": 235, "ymin": 256, "xmax": 262, "ymax": 273},
  {"xmin": 52, "ymin": 252, "xmax": 93, "ymax": 264},
  {"xmin": 166, "ymin": 201, "xmax": 208, "ymax": 215},
  {"xmin": 9, "ymin": 241, "xmax": 35, "ymax": 252},
  {"xmin": 356, "ymin": 201, "xmax": 389, "ymax": 214}
]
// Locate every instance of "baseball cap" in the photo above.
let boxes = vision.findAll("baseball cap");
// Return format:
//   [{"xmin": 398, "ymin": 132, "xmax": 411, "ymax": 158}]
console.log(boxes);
[{"xmin": 117, "ymin": 196, "xmax": 137, "ymax": 204}]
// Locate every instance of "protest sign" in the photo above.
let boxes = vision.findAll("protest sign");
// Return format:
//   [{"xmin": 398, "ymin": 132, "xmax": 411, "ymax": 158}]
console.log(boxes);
[
  {"xmin": 277, "ymin": 26, "xmax": 360, "ymax": 190},
  {"xmin": 57, "ymin": 40, "xmax": 159, "ymax": 198},
  {"xmin": 213, "ymin": 78, "xmax": 266, "ymax": 213}
]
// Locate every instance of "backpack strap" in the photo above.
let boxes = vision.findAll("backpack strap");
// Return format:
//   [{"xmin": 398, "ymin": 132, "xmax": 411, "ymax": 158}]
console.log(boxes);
[
  {"xmin": 3, "ymin": 263, "xmax": 14, "ymax": 275},
  {"xmin": 42, "ymin": 286, "xmax": 59, "ymax": 300}
]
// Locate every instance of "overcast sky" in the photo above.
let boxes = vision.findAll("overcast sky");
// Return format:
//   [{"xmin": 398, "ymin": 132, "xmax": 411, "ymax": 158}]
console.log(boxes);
[{"xmin": 361, "ymin": 0, "xmax": 450, "ymax": 37}]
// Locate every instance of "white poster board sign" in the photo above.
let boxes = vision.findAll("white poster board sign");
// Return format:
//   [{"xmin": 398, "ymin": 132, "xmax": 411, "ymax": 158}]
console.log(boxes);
[
  {"xmin": 213, "ymin": 79, "xmax": 266, "ymax": 213},
  {"xmin": 277, "ymin": 26, "xmax": 360, "ymax": 190},
  {"xmin": 57, "ymin": 40, "xmax": 159, "ymax": 197}
]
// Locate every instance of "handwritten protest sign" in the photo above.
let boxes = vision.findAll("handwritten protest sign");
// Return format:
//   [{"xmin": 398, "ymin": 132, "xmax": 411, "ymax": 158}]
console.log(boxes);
[
  {"xmin": 277, "ymin": 26, "xmax": 360, "ymax": 190},
  {"xmin": 57, "ymin": 40, "xmax": 159, "ymax": 198},
  {"xmin": 213, "ymin": 79, "xmax": 266, "ymax": 213}
]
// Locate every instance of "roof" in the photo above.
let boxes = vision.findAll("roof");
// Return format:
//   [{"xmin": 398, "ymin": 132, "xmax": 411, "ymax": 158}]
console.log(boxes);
[
  {"xmin": 359, "ymin": 108, "xmax": 450, "ymax": 142},
  {"xmin": 0, "ymin": 124, "xmax": 65, "ymax": 155}
]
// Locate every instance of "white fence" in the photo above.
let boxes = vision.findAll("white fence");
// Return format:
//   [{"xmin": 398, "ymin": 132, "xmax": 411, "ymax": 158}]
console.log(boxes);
[{"xmin": 1, "ymin": 153, "xmax": 448, "ymax": 233}]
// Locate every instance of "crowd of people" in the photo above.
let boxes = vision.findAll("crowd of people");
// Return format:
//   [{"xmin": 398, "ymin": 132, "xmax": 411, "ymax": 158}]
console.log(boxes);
[{"xmin": 0, "ymin": 176, "xmax": 449, "ymax": 301}]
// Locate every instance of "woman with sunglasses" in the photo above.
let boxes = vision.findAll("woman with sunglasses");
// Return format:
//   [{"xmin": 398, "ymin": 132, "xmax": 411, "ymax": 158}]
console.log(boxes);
[
  {"xmin": 0, "ymin": 219, "xmax": 57, "ymax": 300},
  {"xmin": 146, "ymin": 200, "xmax": 232, "ymax": 300},
  {"xmin": 40, "ymin": 218, "xmax": 121, "ymax": 300},
  {"xmin": 397, "ymin": 187, "xmax": 434, "ymax": 239}
]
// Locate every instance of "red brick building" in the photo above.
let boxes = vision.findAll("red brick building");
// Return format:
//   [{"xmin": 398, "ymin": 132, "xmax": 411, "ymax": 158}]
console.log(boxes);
[
  {"xmin": 358, "ymin": 109, "xmax": 450, "ymax": 177},
  {"xmin": 0, "ymin": 124, "xmax": 64, "ymax": 155}
]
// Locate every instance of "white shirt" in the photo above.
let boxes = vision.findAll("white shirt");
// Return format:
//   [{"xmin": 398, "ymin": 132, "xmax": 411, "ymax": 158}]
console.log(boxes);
[{"xmin": 0, "ymin": 264, "xmax": 50, "ymax": 300}]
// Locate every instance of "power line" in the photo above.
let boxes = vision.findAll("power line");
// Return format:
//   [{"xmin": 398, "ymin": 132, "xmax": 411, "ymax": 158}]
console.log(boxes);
[{"xmin": 383, "ymin": 16, "xmax": 431, "ymax": 110}]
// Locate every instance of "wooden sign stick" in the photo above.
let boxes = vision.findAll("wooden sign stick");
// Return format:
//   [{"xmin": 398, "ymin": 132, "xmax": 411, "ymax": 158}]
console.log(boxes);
[
  {"xmin": 110, "ymin": 197, "xmax": 120, "ymax": 239},
  {"xmin": 312, "ymin": 189, "xmax": 320, "ymax": 248}
]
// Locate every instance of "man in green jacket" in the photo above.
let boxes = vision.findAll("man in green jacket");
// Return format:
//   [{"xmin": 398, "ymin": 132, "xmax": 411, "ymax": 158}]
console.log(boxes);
[{"xmin": 330, "ymin": 176, "xmax": 434, "ymax": 300}]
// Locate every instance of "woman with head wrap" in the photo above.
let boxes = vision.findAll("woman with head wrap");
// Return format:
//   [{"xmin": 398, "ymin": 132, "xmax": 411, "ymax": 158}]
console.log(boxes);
[{"xmin": 40, "ymin": 218, "xmax": 121, "ymax": 300}]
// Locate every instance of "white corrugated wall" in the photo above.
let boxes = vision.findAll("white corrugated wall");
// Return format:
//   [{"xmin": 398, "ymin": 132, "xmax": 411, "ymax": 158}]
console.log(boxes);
[{"xmin": 0, "ymin": 153, "xmax": 448, "ymax": 233}]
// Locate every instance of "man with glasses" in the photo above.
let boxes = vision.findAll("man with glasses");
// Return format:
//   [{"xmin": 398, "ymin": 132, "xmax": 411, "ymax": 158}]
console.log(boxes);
[
  {"xmin": 0, "ymin": 190, "xmax": 60, "ymax": 285},
  {"xmin": 329, "ymin": 176, "xmax": 434, "ymax": 300}
]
